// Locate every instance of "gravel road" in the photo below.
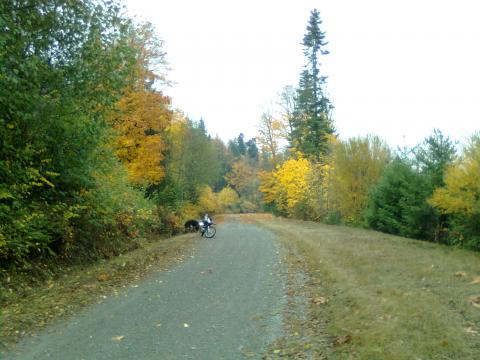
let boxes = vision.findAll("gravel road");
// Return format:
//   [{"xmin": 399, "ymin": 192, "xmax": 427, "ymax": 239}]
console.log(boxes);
[{"xmin": 6, "ymin": 217, "xmax": 286, "ymax": 360}]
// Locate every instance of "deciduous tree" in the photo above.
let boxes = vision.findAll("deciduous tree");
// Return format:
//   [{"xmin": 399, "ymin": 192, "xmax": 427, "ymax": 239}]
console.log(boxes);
[
  {"xmin": 329, "ymin": 135, "xmax": 390, "ymax": 223},
  {"xmin": 109, "ymin": 23, "xmax": 171, "ymax": 185},
  {"xmin": 429, "ymin": 134, "xmax": 480, "ymax": 248},
  {"xmin": 257, "ymin": 112, "xmax": 284, "ymax": 165}
]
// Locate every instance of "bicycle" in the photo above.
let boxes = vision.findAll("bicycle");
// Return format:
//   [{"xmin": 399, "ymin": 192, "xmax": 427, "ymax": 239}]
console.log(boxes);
[{"xmin": 199, "ymin": 221, "xmax": 216, "ymax": 238}]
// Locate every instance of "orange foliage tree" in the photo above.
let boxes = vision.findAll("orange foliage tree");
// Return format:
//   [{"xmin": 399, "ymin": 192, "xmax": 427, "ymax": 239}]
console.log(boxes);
[{"xmin": 109, "ymin": 23, "xmax": 171, "ymax": 185}]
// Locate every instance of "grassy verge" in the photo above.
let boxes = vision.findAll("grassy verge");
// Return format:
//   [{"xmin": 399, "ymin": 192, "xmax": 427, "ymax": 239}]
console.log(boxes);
[
  {"xmin": 246, "ymin": 214, "xmax": 480, "ymax": 359},
  {"xmin": 0, "ymin": 232, "xmax": 199, "ymax": 351},
  {"xmin": 263, "ymin": 235, "xmax": 332, "ymax": 360}
]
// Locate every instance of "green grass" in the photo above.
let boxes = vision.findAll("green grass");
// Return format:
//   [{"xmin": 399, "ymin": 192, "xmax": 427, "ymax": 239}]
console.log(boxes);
[{"xmin": 249, "ymin": 214, "xmax": 480, "ymax": 359}]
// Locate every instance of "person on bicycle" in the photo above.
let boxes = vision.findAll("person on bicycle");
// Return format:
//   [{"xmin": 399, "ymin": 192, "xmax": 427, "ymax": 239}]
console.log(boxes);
[{"xmin": 201, "ymin": 213, "xmax": 213, "ymax": 235}]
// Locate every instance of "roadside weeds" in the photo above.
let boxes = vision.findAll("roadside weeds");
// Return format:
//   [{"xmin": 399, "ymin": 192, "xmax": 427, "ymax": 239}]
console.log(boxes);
[{"xmin": 263, "ymin": 242, "xmax": 332, "ymax": 360}]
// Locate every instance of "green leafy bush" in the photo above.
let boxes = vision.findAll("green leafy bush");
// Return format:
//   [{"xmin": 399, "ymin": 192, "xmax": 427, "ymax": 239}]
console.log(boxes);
[{"xmin": 366, "ymin": 159, "xmax": 436, "ymax": 240}]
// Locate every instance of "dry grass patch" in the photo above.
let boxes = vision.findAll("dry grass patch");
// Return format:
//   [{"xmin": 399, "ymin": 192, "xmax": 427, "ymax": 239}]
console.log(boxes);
[{"xmin": 247, "ymin": 215, "xmax": 480, "ymax": 359}]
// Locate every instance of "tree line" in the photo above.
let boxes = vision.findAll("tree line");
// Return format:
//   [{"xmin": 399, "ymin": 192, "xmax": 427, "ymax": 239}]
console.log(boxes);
[
  {"xmin": 257, "ymin": 9, "xmax": 480, "ymax": 250},
  {"xmin": 0, "ymin": 0, "xmax": 259, "ymax": 269},
  {"xmin": 2, "ymin": 2, "xmax": 479, "ymax": 273}
]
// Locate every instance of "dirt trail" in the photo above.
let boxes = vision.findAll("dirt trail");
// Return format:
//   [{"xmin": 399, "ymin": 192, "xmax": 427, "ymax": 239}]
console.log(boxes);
[{"xmin": 6, "ymin": 216, "xmax": 286, "ymax": 360}]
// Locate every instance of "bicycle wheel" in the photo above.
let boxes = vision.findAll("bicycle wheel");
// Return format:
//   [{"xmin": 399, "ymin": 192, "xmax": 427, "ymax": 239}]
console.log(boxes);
[{"xmin": 204, "ymin": 225, "xmax": 216, "ymax": 238}]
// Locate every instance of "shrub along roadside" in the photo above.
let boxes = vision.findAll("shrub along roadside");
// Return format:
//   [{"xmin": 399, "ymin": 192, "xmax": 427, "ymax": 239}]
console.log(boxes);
[
  {"xmin": 367, "ymin": 130, "xmax": 457, "ymax": 244},
  {"xmin": 366, "ymin": 159, "xmax": 438, "ymax": 240}
]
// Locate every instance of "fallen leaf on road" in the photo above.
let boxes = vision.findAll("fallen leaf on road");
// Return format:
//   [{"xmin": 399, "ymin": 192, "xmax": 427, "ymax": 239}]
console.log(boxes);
[
  {"xmin": 455, "ymin": 271, "xmax": 467, "ymax": 277},
  {"xmin": 112, "ymin": 335, "xmax": 124, "ymax": 341}
]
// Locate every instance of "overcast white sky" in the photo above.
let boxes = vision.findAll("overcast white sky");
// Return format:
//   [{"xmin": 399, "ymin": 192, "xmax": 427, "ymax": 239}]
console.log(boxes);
[{"xmin": 125, "ymin": 0, "xmax": 480, "ymax": 148}]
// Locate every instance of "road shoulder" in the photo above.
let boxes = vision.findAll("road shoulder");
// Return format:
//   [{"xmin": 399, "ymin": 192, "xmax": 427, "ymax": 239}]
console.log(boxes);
[{"xmin": 240, "ymin": 214, "xmax": 332, "ymax": 359}]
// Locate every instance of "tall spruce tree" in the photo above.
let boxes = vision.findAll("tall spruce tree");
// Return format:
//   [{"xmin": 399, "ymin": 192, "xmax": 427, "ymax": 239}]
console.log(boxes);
[
  {"xmin": 246, "ymin": 138, "xmax": 259, "ymax": 163},
  {"xmin": 293, "ymin": 9, "xmax": 334, "ymax": 159}
]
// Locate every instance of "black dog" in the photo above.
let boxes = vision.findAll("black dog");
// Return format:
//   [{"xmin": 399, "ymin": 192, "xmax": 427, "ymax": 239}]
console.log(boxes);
[{"xmin": 184, "ymin": 219, "xmax": 200, "ymax": 232}]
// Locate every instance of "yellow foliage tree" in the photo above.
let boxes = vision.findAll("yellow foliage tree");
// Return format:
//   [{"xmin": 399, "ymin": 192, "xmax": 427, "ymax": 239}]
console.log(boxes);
[
  {"xmin": 275, "ymin": 157, "xmax": 311, "ymax": 214},
  {"xmin": 112, "ymin": 91, "xmax": 170, "ymax": 184},
  {"xmin": 258, "ymin": 156, "xmax": 311, "ymax": 216},
  {"xmin": 109, "ymin": 23, "xmax": 171, "ymax": 185},
  {"xmin": 427, "ymin": 135, "xmax": 480, "ymax": 247},
  {"xmin": 224, "ymin": 160, "xmax": 256, "ymax": 196},
  {"xmin": 304, "ymin": 162, "xmax": 335, "ymax": 220},
  {"xmin": 328, "ymin": 135, "xmax": 390, "ymax": 222},
  {"xmin": 258, "ymin": 170, "xmax": 279, "ymax": 205},
  {"xmin": 179, "ymin": 203, "xmax": 201, "ymax": 221},
  {"xmin": 165, "ymin": 112, "xmax": 188, "ymax": 179},
  {"xmin": 217, "ymin": 187, "xmax": 240, "ymax": 212},
  {"xmin": 198, "ymin": 185, "xmax": 220, "ymax": 214},
  {"xmin": 429, "ymin": 135, "xmax": 480, "ymax": 215}
]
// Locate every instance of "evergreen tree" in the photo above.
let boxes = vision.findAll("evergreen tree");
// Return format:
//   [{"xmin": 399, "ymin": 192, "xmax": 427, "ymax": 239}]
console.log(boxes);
[
  {"xmin": 366, "ymin": 131, "xmax": 456, "ymax": 242},
  {"xmin": 237, "ymin": 133, "xmax": 247, "ymax": 156},
  {"xmin": 366, "ymin": 159, "xmax": 436, "ymax": 240},
  {"xmin": 228, "ymin": 133, "xmax": 247, "ymax": 158},
  {"xmin": 212, "ymin": 136, "xmax": 232, "ymax": 191},
  {"xmin": 228, "ymin": 139, "xmax": 240, "ymax": 158},
  {"xmin": 246, "ymin": 138, "xmax": 259, "ymax": 163},
  {"xmin": 155, "ymin": 118, "xmax": 222, "ymax": 204},
  {"xmin": 198, "ymin": 118, "xmax": 207, "ymax": 136},
  {"xmin": 293, "ymin": 9, "xmax": 334, "ymax": 159},
  {"xmin": 414, "ymin": 129, "xmax": 456, "ymax": 188}
]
